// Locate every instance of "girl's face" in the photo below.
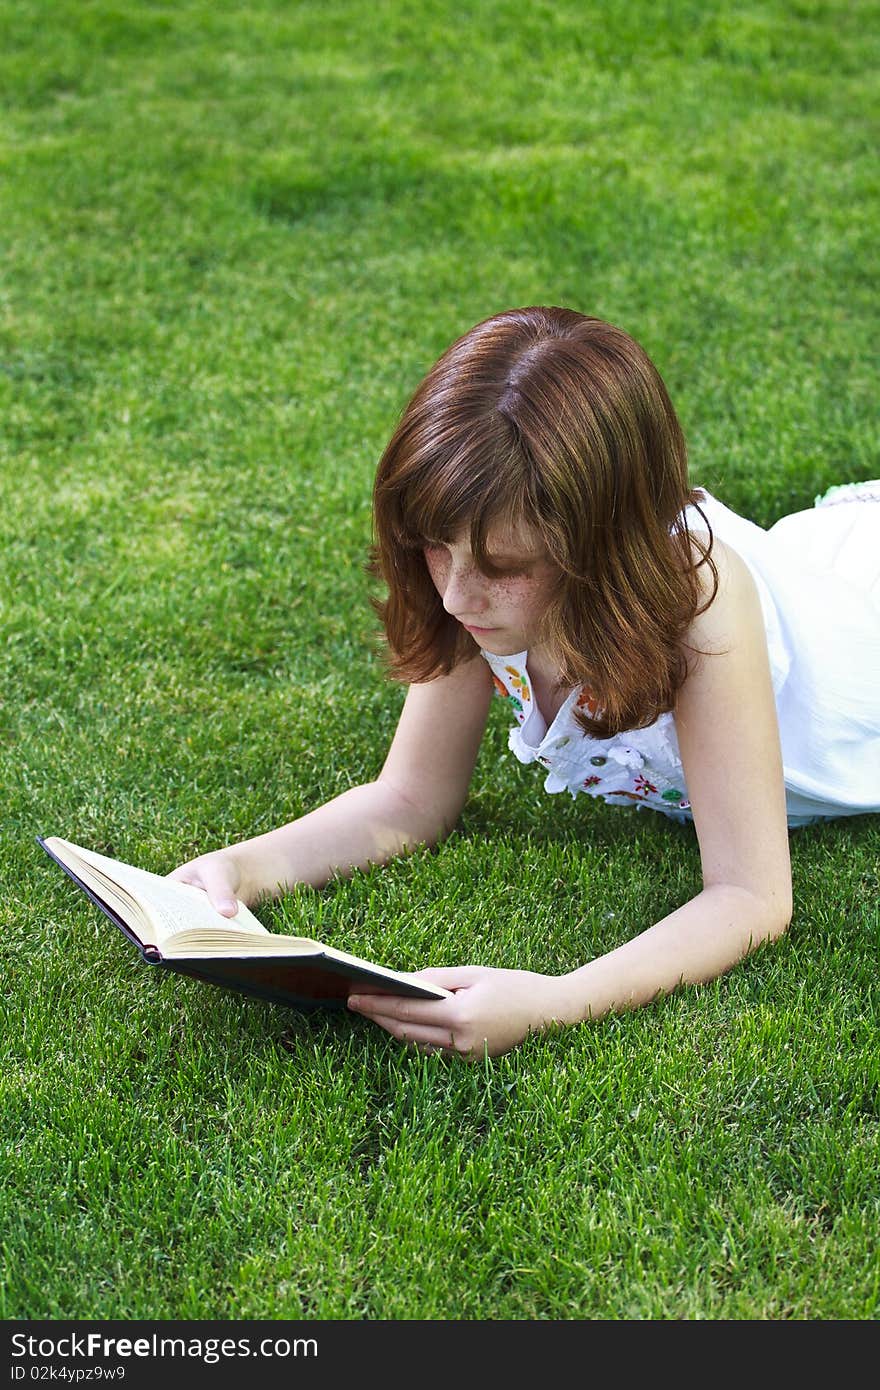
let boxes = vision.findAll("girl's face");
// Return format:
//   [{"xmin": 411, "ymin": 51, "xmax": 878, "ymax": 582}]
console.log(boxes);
[{"xmin": 423, "ymin": 522, "xmax": 559, "ymax": 657}]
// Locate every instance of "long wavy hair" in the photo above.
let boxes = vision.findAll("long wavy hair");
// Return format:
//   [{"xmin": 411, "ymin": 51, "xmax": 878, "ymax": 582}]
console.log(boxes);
[{"xmin": 370, "ymin": 306, "xmax": 716, "ymax": 738}]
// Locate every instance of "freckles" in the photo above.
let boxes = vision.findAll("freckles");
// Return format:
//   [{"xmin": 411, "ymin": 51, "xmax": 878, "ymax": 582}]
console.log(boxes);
[
  {"xmin": 423, "ymin": 549, "xmax": 450, "ymax": 591},
  {"xmin": 493, "ymin": 575, "xmax": 545, "ymax": 622},
  {"xmin": 498, "ymin": 576, "xmax": 540, "ymax": 600}
]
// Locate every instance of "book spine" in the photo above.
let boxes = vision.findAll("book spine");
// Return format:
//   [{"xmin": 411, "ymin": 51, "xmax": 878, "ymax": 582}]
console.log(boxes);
[{"xmin": 38, "ymin": 835, "xmax": 164, "ymax": 961}]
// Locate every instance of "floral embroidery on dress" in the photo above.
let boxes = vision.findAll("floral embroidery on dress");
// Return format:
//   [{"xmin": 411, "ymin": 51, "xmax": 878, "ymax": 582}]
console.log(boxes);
[
  {"xmin": 492, "ymin": 671, "xmax": 525, "ymax": 721},
  {"xmin": 481, "ymin": 649, "xmax": 693, "ymax": 822},
  {"xmin": 505, "ymin": 665, "xmax": 531, "ymax": 703},
  {"xmin": 575, "ymin": 689, "xmax": 600, "ymax": 715}
]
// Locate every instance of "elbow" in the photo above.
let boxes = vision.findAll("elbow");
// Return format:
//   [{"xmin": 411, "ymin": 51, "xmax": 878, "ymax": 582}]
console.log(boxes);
[
  {"xmin": 374, "ymin": 775, "xmax": 461, "ymax": 853},
  {"xmin": 416, "ymin": 800, "xmax": 465, "ymax": 850},
  {"xmin": 753, "ymin": 884, "xmax": 793, "ymax": 945},
  {"xmin": 773, "ymin": 877, "xmax": 794, "ymax": 938},
  {"xmin": 709, "ymin": 881, "xmax": 792, "ymax": 950},
  {"xmin": 766, "ymin": 899, "xmax": 792, "ymax": 943}
]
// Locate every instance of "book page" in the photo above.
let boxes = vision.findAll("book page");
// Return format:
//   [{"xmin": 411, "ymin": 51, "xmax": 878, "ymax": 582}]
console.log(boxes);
[
  {"xmin": 159, "ymin": 929, "xmax": 324, "ymax": 958},
  {"xmin": 47, "ymin": 838, "xmax": 269, "ymax": 949},
  {"xmin": 42, "ymin": 839, "xmax": 418, "ymax": 978}
]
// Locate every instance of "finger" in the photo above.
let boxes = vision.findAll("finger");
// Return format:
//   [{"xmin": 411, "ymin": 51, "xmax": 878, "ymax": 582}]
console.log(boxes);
[
  {"xmin": 347, "ymin": 993, "xmax": 450, "ymax": 1023},
  {"xmin": 193, "ymin": 862, "xmax": 239, "ymax": 916},
  {"xmin": 409, "ymin": 966, "xmax": 485, "ymax": 990},
  {"xmin": 415, "ymin": 1040, "xmax": 462, "ymax": 1057},
  {"xmin": 355, "ymin": 1014, "xmax": 461, "ymax": 1051},
  {"xmin": 170, "ymin": 867, "xmax": 238, "ymax": 917},
  {"xmin": 166, "ymin": 866, "xmax": 199, "ymax": 886}
]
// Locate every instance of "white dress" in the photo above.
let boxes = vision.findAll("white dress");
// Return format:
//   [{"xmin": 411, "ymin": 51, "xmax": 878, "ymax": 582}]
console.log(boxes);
[{"xmin": 481, "ymin": 483, "xmax": 880, "ymax": 828}]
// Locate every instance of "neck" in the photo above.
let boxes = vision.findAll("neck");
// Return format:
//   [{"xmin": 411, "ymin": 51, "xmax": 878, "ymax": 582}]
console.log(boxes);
[{"xmin": 525, "ymin": 644, "xmax": 565, "ymax": 688}]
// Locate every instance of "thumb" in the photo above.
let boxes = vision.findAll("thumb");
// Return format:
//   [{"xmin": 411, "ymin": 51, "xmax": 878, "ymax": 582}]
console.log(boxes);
[
  {"xmin": 411, "ymin": 966, "xmax": 486, "ymax": 991},
  {"xmin": 176, "ymin": 857, "xmax": 240, "ymax": 917},
  {"xmin": 202, "ymin": 872, "xmax": 240, "ymax": 917}
]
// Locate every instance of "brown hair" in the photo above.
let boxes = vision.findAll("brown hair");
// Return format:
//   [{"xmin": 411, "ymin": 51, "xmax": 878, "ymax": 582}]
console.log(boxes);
[{"xmin": 370, "ymin": 306, "xmax": 716, "ymax": 738}]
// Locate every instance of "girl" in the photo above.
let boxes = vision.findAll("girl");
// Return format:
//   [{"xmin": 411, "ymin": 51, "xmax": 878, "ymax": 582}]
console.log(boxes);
[{"xmin": 170, "ymin": 307, "xmax": 880, "ymax": 1057}]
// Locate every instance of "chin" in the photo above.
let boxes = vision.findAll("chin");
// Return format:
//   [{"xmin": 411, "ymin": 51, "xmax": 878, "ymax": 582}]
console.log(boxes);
[{"xmin": 471, "ymin": 634, "xmax": 525, "ymax": 656}]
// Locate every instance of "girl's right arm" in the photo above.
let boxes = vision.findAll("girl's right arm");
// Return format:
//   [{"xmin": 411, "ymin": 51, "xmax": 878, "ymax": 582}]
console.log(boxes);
[{"xmin": 169, "ymin": 654, "xmax": 494, "ymax": 915}]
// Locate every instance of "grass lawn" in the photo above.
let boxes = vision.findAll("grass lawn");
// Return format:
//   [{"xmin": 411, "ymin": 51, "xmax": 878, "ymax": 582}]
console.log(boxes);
[{"xmin": 2, "ymin": 0, "xmax": 878, "ymax": 1320}]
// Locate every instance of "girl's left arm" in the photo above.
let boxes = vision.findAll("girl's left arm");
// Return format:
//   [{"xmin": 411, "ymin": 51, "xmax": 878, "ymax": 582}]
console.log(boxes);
[
  {"xmin": 551, "ymin": 536, "xmax": 793, "ymax": 1024},
  {"xmin": 349, "ymin": 539, "xmax": 793, "ymax": 1056}
]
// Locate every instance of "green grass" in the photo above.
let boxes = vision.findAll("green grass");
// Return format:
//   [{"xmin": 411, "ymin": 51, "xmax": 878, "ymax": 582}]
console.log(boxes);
[{"xmin": 2, "ymin": 0, "xmax": 879, "ymax": 1320}]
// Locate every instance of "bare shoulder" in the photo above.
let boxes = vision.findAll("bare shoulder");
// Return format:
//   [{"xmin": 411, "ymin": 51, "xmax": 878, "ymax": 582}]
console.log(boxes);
[
  {"xmin": 684, "ymin": 533, "xmax": 763, "ymax": 658},
  {"xmin": 387, "ymin": 652, "xmax": 494, "ymax": 752},
  {"xmin": 379, "ymin": 653, "xmax": 494, "ymax": 826},
  {"xmin": 399, "ymin": 647, "xmax": 495, "ymax": 714},
  {"xmin": 675, "ymin": 532, "xmax": 776, "ymax": 774}
]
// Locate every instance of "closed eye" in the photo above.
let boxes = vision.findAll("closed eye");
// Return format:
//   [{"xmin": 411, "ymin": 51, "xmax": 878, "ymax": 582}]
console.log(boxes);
[
  {"xmin": 422, "ymin": 539, "xmax": 544, "ymax": 580},
  {"xmin": 483, "ymin": 555, "xmax": 541, "ymax": 578}
]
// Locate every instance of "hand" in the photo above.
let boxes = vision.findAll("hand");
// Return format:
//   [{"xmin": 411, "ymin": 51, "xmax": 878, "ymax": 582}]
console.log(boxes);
[
  {"xmin": 167, "ymin": 850, "xmax": 246, "ymax": 917},
  {"xmin": 347, "ymin": 966, "xmax": 570, "ymax": 1059}
]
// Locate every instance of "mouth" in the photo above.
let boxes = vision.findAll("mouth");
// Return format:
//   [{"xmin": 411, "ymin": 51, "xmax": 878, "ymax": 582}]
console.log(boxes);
[{"xmin": 462, "ymin": 623, "xmax": 498, "ymax": 635}]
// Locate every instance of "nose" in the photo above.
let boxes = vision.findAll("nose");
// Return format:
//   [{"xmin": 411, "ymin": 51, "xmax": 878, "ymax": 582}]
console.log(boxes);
[{"xmin": 441, "ymin": 557, "xmax": 488, "ymax": 618}]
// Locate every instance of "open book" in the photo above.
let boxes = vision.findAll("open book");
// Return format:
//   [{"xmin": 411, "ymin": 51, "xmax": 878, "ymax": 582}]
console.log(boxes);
[{"xmin": 38, "ymin": 836, "xmax": 450, "ymax": 1011}]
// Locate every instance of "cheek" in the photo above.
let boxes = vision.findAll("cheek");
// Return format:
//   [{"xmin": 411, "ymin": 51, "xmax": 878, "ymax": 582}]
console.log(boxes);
[
  {"xmin": 488, "ymin": 577, "xmax": 541, "ymax": 622},
  {"xmin": 501, "ymin": 574, "xmax": 557, "ymax": 626},
  {"xmin": 423, "ymin": 548, "xmax": 449, "ymax": 593}
]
